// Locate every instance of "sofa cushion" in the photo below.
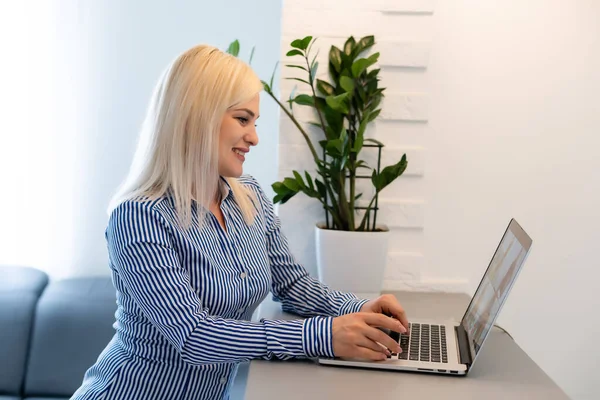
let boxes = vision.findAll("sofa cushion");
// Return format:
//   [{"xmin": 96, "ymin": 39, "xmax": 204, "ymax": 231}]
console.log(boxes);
[
  {"xmin": 23, "ymin": 277, "xmax": 117, "ymax": 398},
  {"xmin": 0, "ymin": 266, "xmax": 49, "ymax": 396}
]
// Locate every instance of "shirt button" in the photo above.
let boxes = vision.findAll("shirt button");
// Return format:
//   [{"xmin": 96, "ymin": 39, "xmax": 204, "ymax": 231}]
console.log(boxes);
[
  {"xmin": 240, "ymin": 272, "xmax": 247, "ymax": 279},
  {"xmin": 238, "ymin": 308, "xmax": 245, "ymax": 314},
  {"xmin": 220, "ymin": 377, "xmax": 227, "ymax": 385}
]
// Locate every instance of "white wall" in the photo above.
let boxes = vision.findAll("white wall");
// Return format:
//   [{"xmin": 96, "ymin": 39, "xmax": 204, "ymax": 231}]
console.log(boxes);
[
  {"xmin": 276, "ymin": 0, "xmax": 436, "ymax": 290},
  {"xmin": 276, "ymin": 0, "xmax": 599, "ymax": 398},
  {"xmin": 428, "ymin": 2, "xmax": 600, "ymax": 399},
  {"xmin": 0, "ymin": 0, "xmax": 282, "ymax": 278}
]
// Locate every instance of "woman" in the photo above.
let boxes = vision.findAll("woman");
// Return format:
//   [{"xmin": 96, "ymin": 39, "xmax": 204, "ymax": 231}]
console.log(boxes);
[{"xmin": 71, "ymin": 44, "xmax": 409, "ymax": 400}]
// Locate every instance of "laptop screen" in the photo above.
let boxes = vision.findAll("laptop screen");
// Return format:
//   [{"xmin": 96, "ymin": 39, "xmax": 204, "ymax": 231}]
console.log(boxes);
[{"xmin": 461, "ymin": 219, "xmax": 532, "ymax": 359}]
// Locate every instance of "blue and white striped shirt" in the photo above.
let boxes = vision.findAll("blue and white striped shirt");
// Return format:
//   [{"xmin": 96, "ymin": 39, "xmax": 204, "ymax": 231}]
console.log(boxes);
[{"xmin": 71, "ymin": 175, "xmax": 368, "ymax": 400}]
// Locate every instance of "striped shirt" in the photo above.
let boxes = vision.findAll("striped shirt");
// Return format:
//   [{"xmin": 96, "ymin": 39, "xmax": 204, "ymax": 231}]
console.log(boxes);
[{"xmin": 71, "ymin": 175, "xmax": 368, "ymax": 400}]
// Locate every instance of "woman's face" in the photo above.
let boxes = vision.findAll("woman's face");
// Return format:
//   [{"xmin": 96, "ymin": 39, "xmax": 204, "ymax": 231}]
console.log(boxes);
[{"xmin": 218, "ymin": 94, "xmax": 260, "ymax": 178}]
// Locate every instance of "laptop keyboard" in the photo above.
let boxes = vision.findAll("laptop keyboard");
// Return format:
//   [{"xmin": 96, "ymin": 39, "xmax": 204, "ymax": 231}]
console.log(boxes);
[{"xmin": 387, "ymin": 323, "xmax": 448, "ymax": 363}]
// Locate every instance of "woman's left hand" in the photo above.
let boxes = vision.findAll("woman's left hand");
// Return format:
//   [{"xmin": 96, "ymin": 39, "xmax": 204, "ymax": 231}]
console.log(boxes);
[{"xmin": 360, "ymin": 294, "xmax": 409, "ymax": 333}]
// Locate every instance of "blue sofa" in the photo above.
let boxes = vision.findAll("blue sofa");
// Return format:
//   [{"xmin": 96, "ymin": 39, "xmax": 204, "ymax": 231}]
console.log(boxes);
[{"xmin": 0, "ymin": 266, "xmax": 248, "ymax": 399}]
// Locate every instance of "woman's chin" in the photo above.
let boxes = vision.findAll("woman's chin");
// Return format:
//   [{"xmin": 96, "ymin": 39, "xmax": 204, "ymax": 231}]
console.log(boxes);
[{"xmin": 220, "ymin": 168, "xmax": 243, "ymax": 178}]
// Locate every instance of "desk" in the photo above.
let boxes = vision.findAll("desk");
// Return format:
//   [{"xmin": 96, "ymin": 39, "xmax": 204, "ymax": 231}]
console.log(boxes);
[{"xmin": 245, "ymin": 291, "xmax": 568, "ymax": 399}]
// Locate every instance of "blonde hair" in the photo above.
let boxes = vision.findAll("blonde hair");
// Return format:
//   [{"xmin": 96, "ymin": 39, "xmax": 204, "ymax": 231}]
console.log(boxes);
[{"xmin": 109, "ymin": 44, "xmax": 262, "ymax": 227}]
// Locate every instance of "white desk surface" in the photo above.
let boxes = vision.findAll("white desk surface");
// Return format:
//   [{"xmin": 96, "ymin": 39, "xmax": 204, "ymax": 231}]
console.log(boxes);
[{"xmin": 245, "ymin": 291, "xmax": 568, "ymax": 400}]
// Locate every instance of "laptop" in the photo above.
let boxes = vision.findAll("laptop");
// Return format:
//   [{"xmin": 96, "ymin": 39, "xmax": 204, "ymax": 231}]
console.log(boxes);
[{"xmin": 318, "ymin": 218, "xmax": 532, "ymax": 376}]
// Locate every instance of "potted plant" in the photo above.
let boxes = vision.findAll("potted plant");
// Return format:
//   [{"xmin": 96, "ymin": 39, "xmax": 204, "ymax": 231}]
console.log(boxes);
[{"xmin": 230, "ymin": 36, "xmax": 408, "ymax": 293}]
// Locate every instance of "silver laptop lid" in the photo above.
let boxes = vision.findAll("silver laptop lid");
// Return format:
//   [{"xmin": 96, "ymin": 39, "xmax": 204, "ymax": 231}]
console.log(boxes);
[{"xmin": 460, "ymin": 219, "xmax": 533, "ymax": 366}]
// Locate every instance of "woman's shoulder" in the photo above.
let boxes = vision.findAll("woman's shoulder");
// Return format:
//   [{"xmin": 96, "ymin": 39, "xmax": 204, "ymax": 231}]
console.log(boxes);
[
  {"xmin": 236, "ymin": 174, "xmax": 262, "ymax": 190},
  {"xmin": 108, "ymin": 196, "xmax": 174, "ymax": 226},
  {"xmin": 234, "ymin": 174, "xmax": 268, "ymax": 199}
]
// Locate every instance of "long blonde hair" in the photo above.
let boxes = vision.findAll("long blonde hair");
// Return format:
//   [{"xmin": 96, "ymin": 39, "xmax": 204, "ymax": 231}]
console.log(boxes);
[{"xmin": 109, "ymin": 45, "xmax": 262, "ymax": 227}]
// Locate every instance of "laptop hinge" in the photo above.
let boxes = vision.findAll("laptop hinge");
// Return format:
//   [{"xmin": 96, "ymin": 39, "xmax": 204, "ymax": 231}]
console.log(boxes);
[{"xmin": 455, "ymin": 325, "xmax": 473, "ymax": 367}]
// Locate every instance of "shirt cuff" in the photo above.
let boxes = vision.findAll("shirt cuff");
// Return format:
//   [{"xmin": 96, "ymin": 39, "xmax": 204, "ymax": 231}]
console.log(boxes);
[
  {"xmin": 302, "ymin": 316, "xmax": 335, "ymax": 358},
  {"xmin": 338, "ymin": 297, "xmax": 370, "ymax": 316}
]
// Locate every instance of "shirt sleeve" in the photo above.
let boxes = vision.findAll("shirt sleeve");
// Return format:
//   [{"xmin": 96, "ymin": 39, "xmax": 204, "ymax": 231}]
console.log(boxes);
[
  {"xmin": 106, "ymin": 200, "xmax": 335, "ymax": 366},
  {"xmin": 250, "ymin": 179, "xmax": 369, "ymax": 318}
]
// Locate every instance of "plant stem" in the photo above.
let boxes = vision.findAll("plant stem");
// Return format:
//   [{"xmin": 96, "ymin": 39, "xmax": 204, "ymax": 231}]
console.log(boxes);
[
  {"xmin": 265, "ymin": 87, "xmax": 342, "ymax": 229},
  {"xmin": 348, "ymin": 113, "xmax": 357, "ymax": 230},
  {"xmin": 264, "ymin": 90, "xmax": 320, "ymax": 161},
  {"xmin": 373, "ymin": 145, "xmax": 382, "ymax": 230},
  {"xmin": 305, "ymin": 55, "xmax": 328, "ymax": 141},
  {"xmin": 357, "ymin": 193, "xmax": 378, "ymax": 231}
]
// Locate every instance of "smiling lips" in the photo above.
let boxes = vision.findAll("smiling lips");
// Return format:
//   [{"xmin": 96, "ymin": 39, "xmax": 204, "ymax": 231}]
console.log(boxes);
[{"xmin": 232, "ymin": 148, "xmax": 248, "ymax": 161}]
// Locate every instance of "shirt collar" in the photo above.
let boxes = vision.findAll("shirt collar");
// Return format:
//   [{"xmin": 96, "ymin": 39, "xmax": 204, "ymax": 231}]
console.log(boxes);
[{"xmin": 219, "ymin": 176, "xmax": 234, "ymax": 201}]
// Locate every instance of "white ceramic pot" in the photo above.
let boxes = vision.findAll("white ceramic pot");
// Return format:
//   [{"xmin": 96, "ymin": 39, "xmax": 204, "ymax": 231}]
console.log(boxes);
[{"xmin": 315, "ymin": 223, "xmax": 390, "ymax": 293}]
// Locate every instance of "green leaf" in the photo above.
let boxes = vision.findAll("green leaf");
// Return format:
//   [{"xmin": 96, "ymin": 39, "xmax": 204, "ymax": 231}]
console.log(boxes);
[
  {"xmin": 293, "ymin": 94, "xmax": 315, "ymax": 106},
  {"xmin": 285, "ymin": 64, "xmax": 308, "ymax": 71},
  {"xmin": 366, "ymin": 78, "xmax": 379, "ymax": 95},
  {"xmin": 329, "ymin": 46, "xmax": 343, "ymax": 73},
  {"xmin": 291, "ymin": 36, "xmax": 313, "ymax": 50},
  {"xmin": 351, "ymin": 59, "xmax": 368, "ymax": 77},
  {"xmin": 301, "ymin": 36, "xmax": 313, "ymax": 50},
  {"xmin": 315, "ymin": 179, "xmax": 327, "ymax": 199},
  {"xmin": 367, "ymin": 109, "xmax": 381, "ymax": 123},
  {"xmin": 305, "ymin": 171, "xmax": 315, "ymax": 191},
  {"xmin": 322, "ymin": 106, "xmax": 344, "ymax": 137},
  {"xmin": 293, "ymin": 170, "xmax": 305, "ymax": 188},
  {"xmin": 326, "ymin": 139, "xmax": 344, "ymax": 157},
  {"xmin": 351, "ymin": 52, "xmax": 380, "ymax": 77},
  {"xmin": 313, "ymin": 94, "xmax": 326, "ymax": 107},
  {"xmin": 285, "ymin": 77, "xmax": 310, "ymax": 85},
  {"xmin": 356, "ymin": 160, "xmax": 371, "ymax": 170},
  {"xmin": 310, "ymin": 61, "xmax": 319, "ymax": 81},
  {"xmin": 249, "ymin": 46, "xmax": 255, "ymax": 65},
  {"xmin": 261, "ymin": 80, "xmax": 271, "ymax": 93},
  {"xmin": 352, "ymin": 131, "xmax": 364, "ymax": 153},
  {"xmin": 366, "ymin": 52, "xmax": 380, "ymax": 65},
  {"xmin": 371, "ymin": 154, "xmax": 408, "ymax": 192},
  {"xmin": 370, "ymin": 94, "xmax": 383, "ymax": 112},
  {"xmin": 272, "ymin": 181, "xmax": 287, "ymax": 194},
  {"xmin": 356, "ymin": 83, "xmax": 367, "ymax": 103},
  {"xmin": 364, "ymin": 138, "xmax": 384, "ymax": 147},
  {"xmin": 311, "ymin": 50, "xmax": 320, "ymax": 71},
  {"xmin": 269, "ymin": 61, "xmax": 279, "ymax": 91},
  {"xmin": 316, "ymin": 79, "xmax": 335, "ymax": 96},
  {"xmin": 355, "ymin": 35, "xmax": 375, "ymax": 56},
  {"xmin": 286, "ymin": 49, "xmax": 304, "ymax": 57},
  {"xmin": 367, "ymin": 68, "xmax": 380, "ymax": 79},
  {"xmin": 226, "ymin": 40, "xmax": 240, "ymax": 57},
  {"xmin": 339, "ymin": 128, "xmax": 347, "ymax": 143},
  {"xmin": 343, "ymin": 36, "xmax": 356, "ymax": 56},
  {"xmin": 283, "ymin": 177, "xmax": 301, "ymax": 191},
  {"xmin": 340, "ymin": 76, "xmax": 355, "ymax": 94},
  {"xmin": 326, "ymin": 93, "xmax": 349, "ymax": 114},
  {"xmin": 273, "ymin": 192, "xmax": 296, "ymax": 204},
  {"xmin": 357, "ymin": 117, "xmax": 369, "ymax": 137}
]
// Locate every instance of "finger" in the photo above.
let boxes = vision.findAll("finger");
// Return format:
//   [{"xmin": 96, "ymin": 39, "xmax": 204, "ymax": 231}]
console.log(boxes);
[
  {"xmin": 390, "ymin": 306, "xmax": 409, "ymax": 333},
  {"xmin": 362, "ymin": 313, "xmax": 406, "ymax": 333},
  {"xmin": 355, "ymin": 335, "xmax": 391, "ymax": 355},
  {"xmin": 363, "ymin": 326, "xmax": 402, "ymax": 353},
  {"xmin": 379, "ymin": 295, "xmax": 410, "ymax": 332},
  {"xmin": 355, "ymin": 346, "xmax": 388, "ymax": 361}
]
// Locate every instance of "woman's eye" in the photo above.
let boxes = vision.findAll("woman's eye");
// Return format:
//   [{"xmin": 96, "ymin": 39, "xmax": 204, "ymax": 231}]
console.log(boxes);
[{"xmin": 236, "ymin": 117, "xmax": 249, "ymax": 125}]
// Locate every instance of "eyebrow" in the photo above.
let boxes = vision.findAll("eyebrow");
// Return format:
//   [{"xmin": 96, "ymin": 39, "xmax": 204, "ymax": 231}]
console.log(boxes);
[{"xmin": 234, "ymin": 108, "xmax": 260, "ymax": 119}]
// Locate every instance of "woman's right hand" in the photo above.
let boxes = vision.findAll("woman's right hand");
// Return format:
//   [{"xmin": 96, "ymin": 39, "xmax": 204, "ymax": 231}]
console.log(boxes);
[{"xmin": 331, "ymin": 312, "xmax": 406, "ymax": 361}]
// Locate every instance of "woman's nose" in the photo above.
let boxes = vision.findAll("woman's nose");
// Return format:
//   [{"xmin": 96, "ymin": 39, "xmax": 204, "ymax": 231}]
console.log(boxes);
[{"xmin": 245, "ymin": 127, "xmax": 259, "ymax": 146}]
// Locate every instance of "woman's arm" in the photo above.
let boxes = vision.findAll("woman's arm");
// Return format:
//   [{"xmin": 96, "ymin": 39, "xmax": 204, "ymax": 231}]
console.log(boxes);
[
  {"xmin": 249, "ymin": 178, "xmax": 369, "ymax": 318},
  {"xmin": 107, "ymin": 200, "xmax": 334, "ymax": 366}
]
